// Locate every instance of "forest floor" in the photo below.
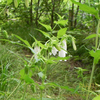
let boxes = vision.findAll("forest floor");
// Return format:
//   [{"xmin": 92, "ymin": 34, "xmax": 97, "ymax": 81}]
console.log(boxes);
[{"xmin": 0, "ymin": 43, "xmax": 96, "ymax": 100}]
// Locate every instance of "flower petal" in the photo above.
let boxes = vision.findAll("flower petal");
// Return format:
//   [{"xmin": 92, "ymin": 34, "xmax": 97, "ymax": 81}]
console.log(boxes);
[{"xmin": 52, "ymin": 47, "xmax": 58, "ymax": 56}]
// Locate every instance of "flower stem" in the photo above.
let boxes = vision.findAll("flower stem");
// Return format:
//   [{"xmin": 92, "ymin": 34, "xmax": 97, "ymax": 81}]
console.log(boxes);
[
  {"xmin": 86, "ymin": 19, "xmax": 100, "ymax": 100},
  {"xmin": 40, "ymin": 90, "xmax": 43, "ymax": 100},
  {"xmin": 7, "ymin": 81, "xmax": 21, "ymax": 100}
]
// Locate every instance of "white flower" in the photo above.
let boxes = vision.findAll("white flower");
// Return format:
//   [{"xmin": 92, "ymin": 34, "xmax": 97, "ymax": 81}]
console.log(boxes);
[
  {"xmin": 49, "ymin": 46, "xmax": 58, "ymax": 56},
  {"xmin": 52, "ymin": 46, "xmax": 58, "ymax": 56},
  {"xmin": 58, "ymin": 39, "xmax": 67, "ymax": 61},
  {"xmin": 34, "ymin": 46, "xmax": 40, "ymax": 59}
]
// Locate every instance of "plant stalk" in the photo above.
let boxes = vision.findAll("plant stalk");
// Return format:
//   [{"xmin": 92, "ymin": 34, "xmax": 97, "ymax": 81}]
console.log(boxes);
[
  {"xmin": 7, "ymin": 81, "xmax": 21, "ymax": 100},
  {"xmin": 40, "ymin": 90, "xmax": 43, "ymax": 100},
  {"xmin": 86, "ymin": 19, "xmax": 100, "ymax": 100}
]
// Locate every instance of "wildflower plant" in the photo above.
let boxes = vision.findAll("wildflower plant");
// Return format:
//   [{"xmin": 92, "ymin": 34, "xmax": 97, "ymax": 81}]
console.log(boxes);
[{"xmin": 0, "ymin": 14, "xmax": 77, "ymax": 100}]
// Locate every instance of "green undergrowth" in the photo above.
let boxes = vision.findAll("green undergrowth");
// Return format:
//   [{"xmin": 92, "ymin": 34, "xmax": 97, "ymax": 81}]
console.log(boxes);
[
  {"xmin": 0, "ymin": 42, "xmax": 96, "ymax": 100},
  {"xmin": 0, "ymin": 31, "xmax": 98, "ymax": 100}
]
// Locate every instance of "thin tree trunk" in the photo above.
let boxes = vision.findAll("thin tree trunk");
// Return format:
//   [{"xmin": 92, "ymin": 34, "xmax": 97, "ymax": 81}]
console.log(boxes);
[
  {"xmin": 35, "ymin": 0, "xmax": 40, "ymax": 27},
  {"xmin": 74, "ymin": 0, "xmax": 81, "ymax": 28},
  {"xmin": 72, "ymin": 3, "xmax": 74, "ymax": 28},
  {"xmin": 68, "ymin": 3, "xmax": 74, "ymax": 30},
  {"xmin": 51, "ymin": 0, "xmax": 55, "ymax": 29},
  {"xmin": 30, "ymin": 0, "xmax": 33, "ymax": 26},
  {"xmin": 68, "ymin": 10, "xmax": 73, "ymax": 30}
]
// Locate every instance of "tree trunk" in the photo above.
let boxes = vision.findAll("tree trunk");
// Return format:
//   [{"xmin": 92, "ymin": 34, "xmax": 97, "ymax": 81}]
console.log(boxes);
[
  {"xmin": 74, "ymin": 0, "xmax": 81, "ymax": 28},
  {"xmin": 35, "ymin": 0, "xmax": 40, "ymax": 27},
  {"xmin": 68, "ymin": 3, "xmax": 74, "ymax": 30},
  {"xmin": 68, "ymin": 10, "xmax": 73, "ymax": 30},
  {"xmin": 30, "ymin": 0, "xmax": 33, "ymax": 26},
  {"xmin": 51, "ymin": 0, "xmax": 55, "ymax": 29}
]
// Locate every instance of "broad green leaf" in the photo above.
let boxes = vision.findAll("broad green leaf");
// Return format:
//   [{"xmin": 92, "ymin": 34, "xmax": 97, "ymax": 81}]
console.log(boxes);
[
  {"xmin": 57, "ymin": 28, "xmax": 67, "ymax": 38},
  {"xmin": 71, "ymin": 0, "xmax": 99, "ymax": 19},
  {"xmin": 17, "ymin": 0, "xmax": 21, "ymax": 4},
  {"xmin": 38, "ymin": 21, "xmax": 52, "ymax": 31},
  {"xmin": 85, "ymin": 34, "xmax": 100, "ymax": 39},
  {"xmin": 0, "ymin": 39, "xmax": 27, "ymax": 47},
  {"xmin": 85, "ymin": 34, "xmax": 96, "ymax": 39},
  {"xmin": 7, "ymin": 0, "xmax": 12, "ymax": 4},
  {"xmin": 25, "ymin": 0, "xmax": 29, "ymax": 8},
  {"xmin": 24, "ymin": 74, "xmax": 34, "ymax": 84},
  {"xmin": 33, "ymin": 37, "xmax": 45, "ymax": 48},
  {"xmin": 14, "ymin": 34, "xmax": 31, "ymax": 47},
  {"xmin": 55, "ymin": 12, "xmax": 64, "ymax": 19},
  {"xmin": 14, "ymin": 0, "xmax": 18, "ymax": 8},
  {"xmin": 2, "ymin": 30, "xmax": 9, "ymax": 38},
  {"xmin": 20, "ymin": 69, "xmax": 33, "ymax": 80},
  {"xmin": 36, "ymin": 29, "xmax": 50, "ymax": 38},
  {"xmin": 46, "ymin": 59, "xmax": 56, "ymax": 64},
  {"xmin": 54, "ymin": 20, "xmax": 68, "ymax": 26},
  {"xmin": 46, "ymin": 54, "xmax": 70, "ymax": 64},
  {"xmin": 20, "ymin": 69, "xmax": 25, "ymax": 79},
  {"xmin": 93, "ymin": 95, "xmax": 100, "ymax": 100},
  {"xmin": 89, "ymin": 50, "xmax": 100, "ymax": 64}
]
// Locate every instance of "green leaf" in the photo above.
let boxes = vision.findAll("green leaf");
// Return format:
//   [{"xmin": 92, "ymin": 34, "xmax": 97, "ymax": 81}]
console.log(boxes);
[
  {"xmin": 13, "ymin": 34, "xmax": 35, "ymax": 53},
  {"xmin": 25, "ymin": 0, "xmax": 29, "ymax": 8},
  {"xmin": 36, "ymin": 29, "xmax": 50, "ymax": 38},
  {"xmin": 33, "ymin": 37, "xmax": 45, "ymax": 48},
  {"xmin": 24, "ymin": 74, "xmax": 34, "ymax": 84},
  {"xmin": 54, "ymin": 20, "xmax": 68, "ymax": 26},
  {"xmin": 58, "ymin": 20, "xmax": 68, "ymax": 26},
  {"xmin": 55, "ymin": 12, "xmax": 64, "ymax": 20},
  {"xmin": 57, "ymin": 28, "xmax": 67, "ymax": 38},
  {"xmin": 2, "ymin": 30, "xmax": 9, "ymax": 38},
  {"xmin": 20, "ymin": 69, "xmax": 25, "ymax": 79},
  {"xmin": 14, "ymin": 34, "xmax": 31, "ymax": 47},
  {"xmin": 85, "ymin": 34, "xmax": 96, "ymax": 39},
  {"xmin": 0, "ymin": 39, "xmax": 27, "ymax": 47},
  {"xmin": 14, "ymin": 0, "xmax": 18, "ymax": 8},
  {"xmin": 85, "ymin": 34, "xmax": 100, "ymax": 39},
  {"xmin": 7, "ymin": 0, "xmax": 12, "ymax": 4},
  {"xmin": 38, "ymin": 21, "xmax": 52, "ymax": 31},
  {"xmin": 20, "ymin": 69, "xmax": 33, "ymax": 80},
  {"xmin": 31, "ymin": 84, "xmax": 36, "ymax": 93},
  {"xmin": 93, "ymin": 95, "xmax": 100, "ymax": 100},
  {"xmin": 89, "ymin": 50, "xmax": 100, "ymax": 64},
  {"xmin": 71, "ymin": 0, "xmax": 99, "ymax": 19}
]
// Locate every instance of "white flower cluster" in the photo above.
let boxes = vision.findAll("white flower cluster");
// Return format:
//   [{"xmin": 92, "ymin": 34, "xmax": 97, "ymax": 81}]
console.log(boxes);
[
  {"xmin": 34, "ymin": 46, "xmax": 40, "ymax": 59},
  {"xmin": 34, "ymin": 39, "xmax": 67, "ymax": 61},
  {"xmin": 50, "ymin": 39, "xmax": 67, "ymax": 61}
]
